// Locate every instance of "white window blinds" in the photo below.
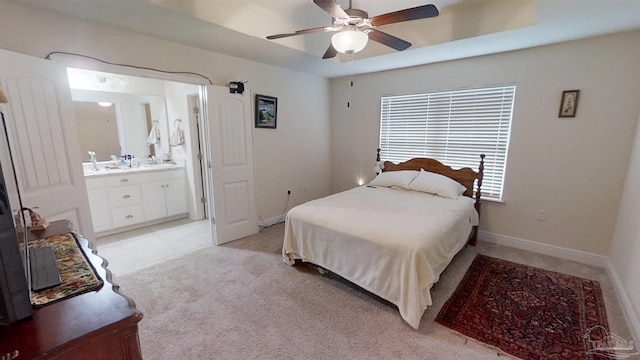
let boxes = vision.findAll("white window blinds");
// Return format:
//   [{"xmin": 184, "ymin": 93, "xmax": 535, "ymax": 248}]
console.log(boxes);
[{"xmin": 379, "ymin": 84, "xmax": 515, "ymax": 200}]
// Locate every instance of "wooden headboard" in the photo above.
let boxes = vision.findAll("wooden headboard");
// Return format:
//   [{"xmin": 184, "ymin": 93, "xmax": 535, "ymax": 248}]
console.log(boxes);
[
  {"xmin": 382, "ymin": 154, "xmax": 484, "ymax": 198},
  {"xmin": 378, "ymin": 149, "xmax": 485, "ymax": 246},
  {"xmin": 378, "ymin": 149, "xmax": 485, "ymax": 205}
]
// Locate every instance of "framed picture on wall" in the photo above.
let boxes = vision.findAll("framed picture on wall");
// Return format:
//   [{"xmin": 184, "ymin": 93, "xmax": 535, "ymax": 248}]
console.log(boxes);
[
  {"xmin": 558, "ymin": 90, "xmax": 580, "ymax": 118},
  {"xmin": 255, "ymin": 94, "xmax": 277, "ymax": 129}
]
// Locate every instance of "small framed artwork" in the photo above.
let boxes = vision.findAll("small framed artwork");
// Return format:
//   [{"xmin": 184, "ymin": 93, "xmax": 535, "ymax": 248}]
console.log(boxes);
[
  {"xmin": 558, "ymin": 90, "xmax": 580, "ymax": 118},
  {"xmin": 255, "ymin": 94, "xmax": 277, "ymax": 129}
]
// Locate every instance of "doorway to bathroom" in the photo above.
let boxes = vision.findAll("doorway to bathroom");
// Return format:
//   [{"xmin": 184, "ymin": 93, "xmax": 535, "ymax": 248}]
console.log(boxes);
[
  {"xmin": 68, "ymin": 67, "xmax": 208, "ymax": 238},
  {"xmin": 1, "ymin": 49, "xmax": 258, "ymax": 278}
]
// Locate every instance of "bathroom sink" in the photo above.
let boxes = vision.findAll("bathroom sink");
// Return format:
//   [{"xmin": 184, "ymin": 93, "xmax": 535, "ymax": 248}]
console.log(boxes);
[
  {"xmin": 83, "ymin": 167, "xmax": 130, "ymax": 176},
  {"xmin": 83, "ymin": 163, "xmax": 178, "ymax": 177},
  {"xmin": 83, "ymin": 168, "xmax": 110, "ymax": 176}
]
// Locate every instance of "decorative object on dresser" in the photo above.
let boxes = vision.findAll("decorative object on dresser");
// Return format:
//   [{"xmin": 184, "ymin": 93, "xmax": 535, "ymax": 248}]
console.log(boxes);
[
  {"xmin": 436, "ymin": 254, "xmax": 612, "ymax": 360},
  {"xmin": 0, "ymin": 220, "xmax": 143, "ymax": 360},
  {"xmin": 283, "ymin": 149, "xmax": 484, "ymax": 329},
  {"xmin": 29, "ymin": 232, "xmax": 102, "ymax": 306},
  {"xmin": 23, "ymin": 207, "xmax": 49, "ymax": 231}
]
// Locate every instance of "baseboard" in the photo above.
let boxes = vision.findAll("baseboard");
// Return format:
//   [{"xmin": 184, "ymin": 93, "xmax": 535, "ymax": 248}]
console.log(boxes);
[
  {"xmin": 478, "ymin": 230, "xmax": 608, "ymax": 267},
  {"xmin": 605, "ymin": 258, "xmax": 640, "ymax": 348},
  {"xmin": 95, "ymin": 214, "xmax": 188, "ymax": 238},
  {"xmin": 258, "ymin": 214, "xmax": 285, "ymax": 228}
]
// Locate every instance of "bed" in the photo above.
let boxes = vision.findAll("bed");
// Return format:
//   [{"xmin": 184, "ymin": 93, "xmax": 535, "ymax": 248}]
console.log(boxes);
[{"xmin": 282, "ymin": 151, "xmax": 485, "ymax": 329}]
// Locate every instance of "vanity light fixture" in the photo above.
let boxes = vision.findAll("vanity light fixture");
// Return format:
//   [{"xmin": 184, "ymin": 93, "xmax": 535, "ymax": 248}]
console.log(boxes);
[{"xmin": 97, "ymin": 101, "xmax": 112, "ymax": 107}]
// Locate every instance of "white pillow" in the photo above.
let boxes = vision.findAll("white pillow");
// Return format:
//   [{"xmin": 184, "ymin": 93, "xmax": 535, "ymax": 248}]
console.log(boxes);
[
  {"xmin": 408, "ymin": 169, "xmax": 466, "ymax": 199},
  {"xmin": 368, "ymin": 170, "xmax": 419, "ymax": 189}
]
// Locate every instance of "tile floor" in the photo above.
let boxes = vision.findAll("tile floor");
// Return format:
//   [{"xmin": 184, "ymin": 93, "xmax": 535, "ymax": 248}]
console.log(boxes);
[{"xmin": 93, "ymin": 218, "xmax": 212, "ymax": 279}]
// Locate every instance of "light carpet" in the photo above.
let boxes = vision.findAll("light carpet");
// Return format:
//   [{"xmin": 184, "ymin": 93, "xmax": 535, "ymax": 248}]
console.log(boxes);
[{"xmin": 116, "ymin": 224, "xmax": 633, "ymax": 360}]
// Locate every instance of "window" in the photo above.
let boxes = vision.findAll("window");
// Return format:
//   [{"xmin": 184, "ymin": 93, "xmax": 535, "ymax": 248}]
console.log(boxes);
[{"xmin": 379, "ymin": 84, "xmax": 515, "ymax": 201}]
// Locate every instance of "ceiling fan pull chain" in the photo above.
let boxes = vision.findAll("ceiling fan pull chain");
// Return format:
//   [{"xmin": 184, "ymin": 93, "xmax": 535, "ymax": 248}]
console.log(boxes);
[{"xmin": 347, "ymin": 53, "xmax": 354, "ymax": 108}]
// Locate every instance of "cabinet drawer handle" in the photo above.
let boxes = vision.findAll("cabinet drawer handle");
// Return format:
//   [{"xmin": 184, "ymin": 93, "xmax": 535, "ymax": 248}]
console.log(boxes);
[
  {"xmin": 123, "ymin": 194, "xmax": 131, "ymax": 199},
  {"xmin": 125, "ymin": 215, "xmax": 133, "ymax": 219},
  {"xmin": 120, "ymin": 179, "xmax": 129, "ymax": 183}
]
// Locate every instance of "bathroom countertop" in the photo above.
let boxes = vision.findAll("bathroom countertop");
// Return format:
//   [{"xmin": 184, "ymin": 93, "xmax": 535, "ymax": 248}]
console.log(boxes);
[{"xmin": 83, "ymin": 163, "xmax": 185, "ymax": 178}]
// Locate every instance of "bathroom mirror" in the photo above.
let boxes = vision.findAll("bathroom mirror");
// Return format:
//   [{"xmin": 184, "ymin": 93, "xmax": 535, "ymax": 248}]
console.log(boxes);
[
  {"xmin": 71, "ymin": 90, "xmax": 168, "ymax": 163},
  {"xmin": 73, "ymin": 101, "xmax": 121, "ymax": 162}
]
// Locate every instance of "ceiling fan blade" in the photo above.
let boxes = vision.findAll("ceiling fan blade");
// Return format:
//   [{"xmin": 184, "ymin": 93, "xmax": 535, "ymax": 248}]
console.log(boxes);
[
  {"xmin": 368, "ymin": 30, "xmax": 412, "ymax": 51},
  {"xmin": 313, "ymin": 0, "xmax": 348, "ymax": 19},
  {"xmin": 266, "ymin": 26, "xmax": 332, "ymax": 40},
  {"xmin": 370, "ymin": 4, "xmax": 439, "ymax": 27},
  {"xmin": 322, "ymin": 44, "xmax": 338, "ymax": 59}
]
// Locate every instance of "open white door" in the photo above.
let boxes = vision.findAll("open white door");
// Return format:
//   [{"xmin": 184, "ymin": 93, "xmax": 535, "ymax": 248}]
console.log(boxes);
[
  {"xmin": 0, "ymin": 49, "xmax": 94, "ymax": 239},
  {"xmin": 203, "ymin": 85, "xmax": 258, "ymax": 245}
]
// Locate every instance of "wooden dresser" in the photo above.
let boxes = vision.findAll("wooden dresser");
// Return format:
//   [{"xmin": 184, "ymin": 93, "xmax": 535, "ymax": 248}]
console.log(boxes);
[{"xmin": 0, "ymin": 221, "xmax": 143, "ymax": 359}]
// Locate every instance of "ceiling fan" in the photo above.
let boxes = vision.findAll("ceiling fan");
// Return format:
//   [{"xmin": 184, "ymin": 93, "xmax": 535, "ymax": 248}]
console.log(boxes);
[{"xmin": 266, "ymin": 0, "xmax": 439, "ymax": 59}]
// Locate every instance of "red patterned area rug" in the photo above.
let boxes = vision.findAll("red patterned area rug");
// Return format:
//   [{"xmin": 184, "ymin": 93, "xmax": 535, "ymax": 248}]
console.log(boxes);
[{"xmin": 436, "ymin": 255, "xmax": 613, "ymax": 360}]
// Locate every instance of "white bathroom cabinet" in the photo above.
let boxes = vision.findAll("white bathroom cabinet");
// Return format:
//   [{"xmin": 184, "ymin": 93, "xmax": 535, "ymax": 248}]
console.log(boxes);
[
  {"xmin": 85, "ymin": 180, "xmax": 112, "ymax": 233},
  {"xmin": 85, "ymin": 167, "xmax": 187, "ymax": 235},
  {"xmin": 141, "ymin": 170, "xmax": 187, "ymax": 221}
]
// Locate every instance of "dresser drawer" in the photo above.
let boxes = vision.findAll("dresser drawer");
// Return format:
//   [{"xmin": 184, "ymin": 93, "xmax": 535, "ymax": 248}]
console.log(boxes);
[
  {"xmin": 108, "ymin": 186, "xmax": 142, "ymax": 208},
  {"xmin": 111, "ymin": 205, "xmax": 144, "ymax": 228},
  {"xmin": 106, "ymin": 174, "xmax": 140, "ymax": 187}
]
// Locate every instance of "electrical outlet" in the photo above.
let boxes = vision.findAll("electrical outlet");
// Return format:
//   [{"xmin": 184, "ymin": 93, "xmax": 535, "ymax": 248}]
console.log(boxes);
[
  {"xmin": 537, "ymin": 209, "xmax": 547, "ymax": 221},
  {"xmin": 287, "ymin": 188, "xmax": 291, "ymax": 195}
]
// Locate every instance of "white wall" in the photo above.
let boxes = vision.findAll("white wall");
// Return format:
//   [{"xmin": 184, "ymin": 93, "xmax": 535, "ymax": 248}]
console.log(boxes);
[
  {"xmin": 330, "ymin": 30, "xmax": 640, "ymax": 256},
  {"xmin": 610, "ymin": 112, "xmax": 640, "ymax": 343},
  {"xmin": 0, "ymin": 2, "xmax": 332, "ymax": 223}
]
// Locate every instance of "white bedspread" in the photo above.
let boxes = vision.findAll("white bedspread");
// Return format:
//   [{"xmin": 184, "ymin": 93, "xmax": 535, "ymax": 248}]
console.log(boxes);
[{"xmin": 282, "ymin": 185, "xmax": 478, "ymax": 329}]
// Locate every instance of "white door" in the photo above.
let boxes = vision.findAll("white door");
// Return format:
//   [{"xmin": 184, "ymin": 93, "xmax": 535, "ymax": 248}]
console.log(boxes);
[
  {"xmin": 0, "ymin": 49, "xmax": 94, "ymax": 239},
  {"xmin": 204, "ymin": 85, "xmax": 258, "ymax": 245}
]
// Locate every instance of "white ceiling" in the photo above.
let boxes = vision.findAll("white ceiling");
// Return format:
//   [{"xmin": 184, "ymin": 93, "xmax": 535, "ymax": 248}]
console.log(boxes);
[{"xmin": 8, "ymin": 0, "xmax": 640, "ymax": 78}]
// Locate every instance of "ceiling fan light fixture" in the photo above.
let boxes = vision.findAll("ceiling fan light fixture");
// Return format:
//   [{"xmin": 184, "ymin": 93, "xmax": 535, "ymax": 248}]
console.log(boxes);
[{"xmin": 331, "ymin": 30, "xmax": 368, "ymax": 54}]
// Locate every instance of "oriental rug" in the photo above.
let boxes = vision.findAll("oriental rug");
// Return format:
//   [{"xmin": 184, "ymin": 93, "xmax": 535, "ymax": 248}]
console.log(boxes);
[
  {"xmin": 29, "ymin": 232, "xmax": 103, "ymax": 307},
  {"xmin": 435, "ymin": 255, "xmax": 612, "ymax": 360}
]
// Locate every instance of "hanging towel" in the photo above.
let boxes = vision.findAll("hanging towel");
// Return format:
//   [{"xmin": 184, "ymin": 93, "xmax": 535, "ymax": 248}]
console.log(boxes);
[
  {"xmin": 170, "ymin": 119, "xmax": 185, "ymax": 146},
  {"xmin": 147, "ymin": 120, "xmax": 160, "ymax": 144}
]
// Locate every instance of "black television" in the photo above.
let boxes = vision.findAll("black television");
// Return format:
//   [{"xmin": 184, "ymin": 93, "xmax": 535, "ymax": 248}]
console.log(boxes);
[{"xmin": 0, "ymin": 111, "xmax": 32, "ymax": 325}]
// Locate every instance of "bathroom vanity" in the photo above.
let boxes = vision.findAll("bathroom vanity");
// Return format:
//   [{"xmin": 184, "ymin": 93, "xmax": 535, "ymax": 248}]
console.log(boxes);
[{"xmin": 84, "ymin": 163, "xmax": 188, "ymax": 235}]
